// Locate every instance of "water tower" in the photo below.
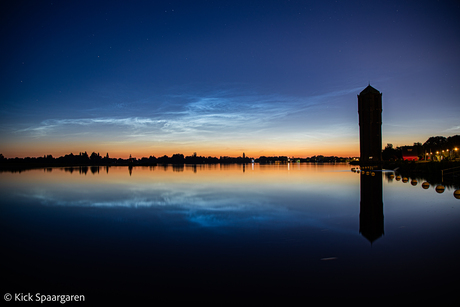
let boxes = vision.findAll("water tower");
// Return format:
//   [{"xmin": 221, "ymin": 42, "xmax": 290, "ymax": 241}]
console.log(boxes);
[{"xmin": 358, "ymin": 85, "xmax": 382, "ymax": 167}]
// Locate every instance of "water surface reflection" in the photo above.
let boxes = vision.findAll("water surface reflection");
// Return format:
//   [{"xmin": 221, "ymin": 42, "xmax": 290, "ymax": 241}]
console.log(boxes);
[{"xmin": 1, "ymin": 164, "xmax": 458, "ymax": 303}]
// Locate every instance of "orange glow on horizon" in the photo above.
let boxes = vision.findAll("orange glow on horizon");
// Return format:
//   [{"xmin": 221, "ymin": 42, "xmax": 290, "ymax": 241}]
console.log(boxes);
[{"xmin": 1, "ymin": 142, "xmax": 360, "ymax": 159}]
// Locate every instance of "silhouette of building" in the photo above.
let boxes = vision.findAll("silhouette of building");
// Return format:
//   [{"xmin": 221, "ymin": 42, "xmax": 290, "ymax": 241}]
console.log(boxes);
[
  {"xmin": 401, "ymin": 146, "xmax": 419, "ymax": 161},
  {"xmin": 358, "ymin": 85, "xmax": 382, "ymax": 166}
]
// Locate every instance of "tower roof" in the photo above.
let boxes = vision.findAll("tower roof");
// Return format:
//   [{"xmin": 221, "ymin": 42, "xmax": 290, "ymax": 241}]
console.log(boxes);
[{"xmin": 359, "ymin": 85, "xmax": 380, "ymax": 95}]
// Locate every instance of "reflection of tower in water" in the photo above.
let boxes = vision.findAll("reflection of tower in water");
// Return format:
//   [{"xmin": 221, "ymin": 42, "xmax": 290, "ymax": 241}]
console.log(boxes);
[{"xmin": 359, "ymin": 172, "xmax": 384, "ymax": 244}]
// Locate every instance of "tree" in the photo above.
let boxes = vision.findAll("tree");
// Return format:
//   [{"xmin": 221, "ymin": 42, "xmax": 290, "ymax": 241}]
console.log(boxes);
[
  {"xmin": 382, "ymin": 143, "xmax": 401, "ymax": 161},
  {"xmin": 90, "ymin": 152, "xmax": 102, "ymax": 161},
  {"xmin": 423, "ymin": 136, "xmax": 447, "ymax": 151},
  {"xmin": 171, "ymin": 153, "xmax": 185, "ymax": 163},
  {"xmin": 446, "ymin": 135, "xmax": 460, "ymax": 149}
]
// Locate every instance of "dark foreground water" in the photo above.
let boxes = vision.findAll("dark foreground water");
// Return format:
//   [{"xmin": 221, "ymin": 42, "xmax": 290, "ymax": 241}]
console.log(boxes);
[{"xmin": 1, "ymin": 164, "xmax": 459, "ymax": 303}]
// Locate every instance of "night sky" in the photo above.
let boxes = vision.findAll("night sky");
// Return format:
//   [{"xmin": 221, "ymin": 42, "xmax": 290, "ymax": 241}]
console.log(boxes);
[{"xmin": 1, "ymin": 0, "xmax": 459, "ymax": 158}]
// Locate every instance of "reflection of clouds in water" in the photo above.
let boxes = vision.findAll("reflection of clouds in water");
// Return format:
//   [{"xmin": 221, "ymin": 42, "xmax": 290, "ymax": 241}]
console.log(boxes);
[
  {"xmin": 21, "ymin": 188, "xmax": 285, "ymax": 227},
  {"xmin": 187, "ymin": 214, "xmax": 229, "ymax": 227},
  {"xmin": 18, "ymin": 185, "xmax": 351, "ymax": 229},
  {"xmin": 26, "ymin": 188, "xmax": 266, "ymax": 210},
  {"xmin": 186, "ymin": 208, "xmax": 279, "ymax": 228}
]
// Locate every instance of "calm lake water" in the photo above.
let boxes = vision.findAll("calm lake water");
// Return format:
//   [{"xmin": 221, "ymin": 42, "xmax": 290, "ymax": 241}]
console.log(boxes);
[{"xmin": 1, "ymin": 163, "xmax": 459, "ymax": 303}]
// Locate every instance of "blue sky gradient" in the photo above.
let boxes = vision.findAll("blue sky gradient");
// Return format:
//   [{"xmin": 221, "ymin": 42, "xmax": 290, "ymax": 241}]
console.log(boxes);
[{"xmin": 1, "ymin": 0, "xmax": 459, "ymax": 158}]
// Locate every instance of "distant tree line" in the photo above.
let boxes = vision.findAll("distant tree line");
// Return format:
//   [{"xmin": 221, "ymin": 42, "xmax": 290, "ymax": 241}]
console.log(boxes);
[
  {"xmin": 0, "ymin": 151, "xmax": 352, "ymax": 168},
  {"xmin": 2, "ymin": 135, "xmax": 458, "ymax": 169}
]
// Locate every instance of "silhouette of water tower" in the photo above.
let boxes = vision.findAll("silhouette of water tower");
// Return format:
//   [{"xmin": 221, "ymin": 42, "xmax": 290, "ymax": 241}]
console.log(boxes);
[{"xmin": 358, "ymin": 85, "xmax": 382, "ymax": 166}]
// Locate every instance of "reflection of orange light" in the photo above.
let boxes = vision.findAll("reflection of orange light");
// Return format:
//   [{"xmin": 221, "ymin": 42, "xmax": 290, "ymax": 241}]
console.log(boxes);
[{"xmin": 2, "ymin": 164, "xmax": 359, "ymax": 191}]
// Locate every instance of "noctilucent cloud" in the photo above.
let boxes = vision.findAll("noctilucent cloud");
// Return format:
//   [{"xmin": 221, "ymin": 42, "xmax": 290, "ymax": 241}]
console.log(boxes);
[{"xmin": 1, "ymin": 0, "xmax": 459, "ymax": 158}]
